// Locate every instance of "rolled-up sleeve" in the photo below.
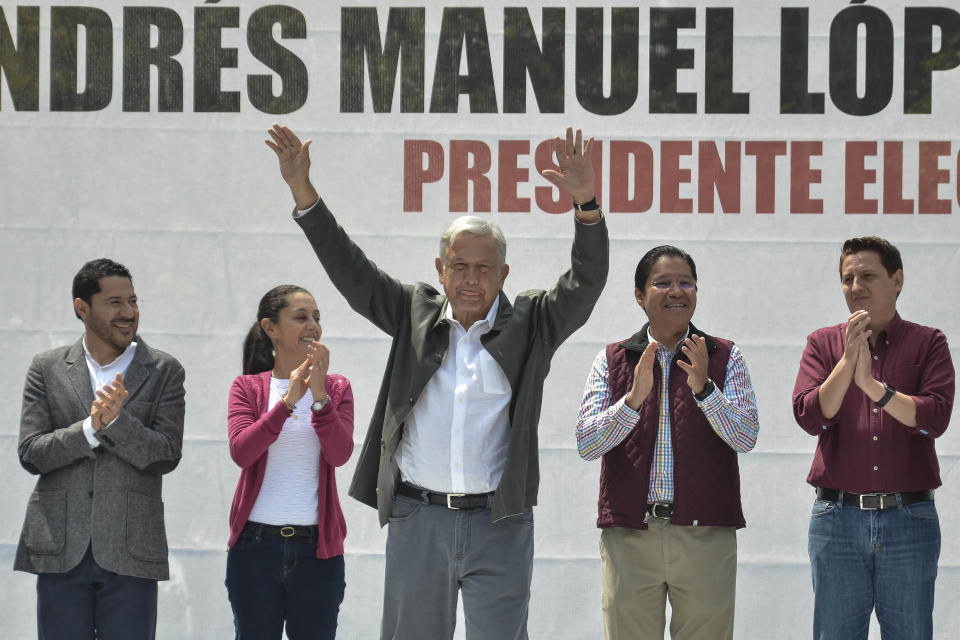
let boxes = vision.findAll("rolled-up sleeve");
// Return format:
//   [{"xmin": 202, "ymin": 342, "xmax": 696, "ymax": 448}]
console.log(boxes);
[
  {"xmin": 910, "ymin": 329, "xmax": 955, "ymax": 438},
  {"xmin": 793, "ymin": 331, "xmax": 840, "ymax": 436}
]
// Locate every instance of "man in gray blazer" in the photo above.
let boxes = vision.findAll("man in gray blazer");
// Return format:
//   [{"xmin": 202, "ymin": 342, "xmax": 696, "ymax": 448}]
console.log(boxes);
[
  {"xmin": 15, "ymin": 258, "xmax": 185, "ymax": 640},
  {"xmin": 267, "ymin": 124, "xmax": 608, "ymax": 639}
]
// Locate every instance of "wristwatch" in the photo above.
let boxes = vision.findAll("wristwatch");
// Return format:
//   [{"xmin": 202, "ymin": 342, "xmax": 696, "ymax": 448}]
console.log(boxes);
[
  {"xmin": 693, "ymin": 379, "xmax": 715, "ymax": 402},
  {"xmin": 311, "ymin": 397, "xmax": 329, "ymax": 412},
  {"xmin": 572, "ymin": 196, "xmax": 600, "ymax": 211},
  {"xmin": 875, "ymin": 383, "xmax": 896, "ymax": 408}
]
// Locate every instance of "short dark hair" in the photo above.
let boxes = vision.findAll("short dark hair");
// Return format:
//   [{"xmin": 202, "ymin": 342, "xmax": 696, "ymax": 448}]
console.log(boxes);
[
  {"xmin": 839, "ymin": 236, "xmax": 902, "ymax": 277},
  {"xmin": 634, "ymin": 245, "xmax": 698, "ymax": 290},
  {"xmin": 72, "ymin": 259, "xmax": 133, "ymax": 320}
]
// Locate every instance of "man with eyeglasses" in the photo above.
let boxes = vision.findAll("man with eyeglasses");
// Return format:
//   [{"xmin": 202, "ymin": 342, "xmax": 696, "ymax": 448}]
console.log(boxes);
[
  {"xmin": 575, "ymin": 245, "xmax": 759, "ymax": 640},
  {"xmin": 793, "ymin": 236, "xmax": 954, "ymax": 639},
  {"xmin": 15, "ymin": 258, "xmax": 185, "ymax": 640}
]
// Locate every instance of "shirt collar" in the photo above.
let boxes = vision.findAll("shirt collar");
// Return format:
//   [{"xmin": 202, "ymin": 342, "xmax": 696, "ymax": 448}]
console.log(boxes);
[
  {"xmin": 82, "ymin": 336, "xmax": 138, "ymax": 369},
  {"xmin": 646, "ymin": 325, "xmax": 690, "ymax": 353},
  {"xmin": 445, "ymin": 296, "xmax": 500, "ymax": 333},
  {"xmin": 879, "ymin": 312, "xmax": 903, "ymax": 342}
]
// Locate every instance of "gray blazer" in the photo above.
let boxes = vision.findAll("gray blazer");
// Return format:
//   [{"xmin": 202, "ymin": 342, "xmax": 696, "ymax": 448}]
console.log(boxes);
[
  {"xmin": 15, "ymin": 337, "xmax": 185, "ymax": 581},
  {"xmin": 296, "ymin": 199, "xmax": 608, "ymax": 525}
]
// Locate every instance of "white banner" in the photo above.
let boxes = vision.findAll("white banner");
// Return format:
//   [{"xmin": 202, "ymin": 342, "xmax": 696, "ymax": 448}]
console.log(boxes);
[{"xmin": 1, "ymin": 2, "xmax": 958, "ymax": 637}]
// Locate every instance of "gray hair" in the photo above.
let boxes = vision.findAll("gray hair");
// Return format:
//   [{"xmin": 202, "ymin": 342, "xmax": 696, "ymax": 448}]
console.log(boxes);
[{"xmin": 438, "ymin": 216, "xmax": 507, "ymax": 265}]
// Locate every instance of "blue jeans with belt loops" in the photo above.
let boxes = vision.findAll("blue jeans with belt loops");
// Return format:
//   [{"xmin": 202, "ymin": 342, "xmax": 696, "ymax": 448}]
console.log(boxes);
[
  {"xmin": 808, "ymin": 495, "xmax": 940, "ymax": 640},
  {"xmin": 225, "ymin": 522, "xmax": 345, "ymax": 640}
]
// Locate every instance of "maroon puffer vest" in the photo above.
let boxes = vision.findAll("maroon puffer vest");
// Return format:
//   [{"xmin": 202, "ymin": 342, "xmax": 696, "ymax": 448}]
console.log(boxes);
[{"xmin": 597, "ymin": 323, "xmax": 746, "ymax": 530}]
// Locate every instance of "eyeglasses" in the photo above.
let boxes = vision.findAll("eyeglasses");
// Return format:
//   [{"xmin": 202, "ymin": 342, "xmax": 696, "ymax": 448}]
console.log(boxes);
[{"xmin": 649, "ymin": 279, "xmax": 696, "ymax": 292}]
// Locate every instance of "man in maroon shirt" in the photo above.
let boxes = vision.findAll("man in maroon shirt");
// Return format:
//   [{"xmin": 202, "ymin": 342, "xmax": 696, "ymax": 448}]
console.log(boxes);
[{"xmin": 793, "ymin": 236, "xmax": 954, "ymax": 640}]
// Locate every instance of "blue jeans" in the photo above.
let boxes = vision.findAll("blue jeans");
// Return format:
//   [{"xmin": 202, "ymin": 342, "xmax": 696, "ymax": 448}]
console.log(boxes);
[
  {"xmin": 225, "ymin": 523, "xmax": 345, "ymax": 640},
  {"xmin": 808, "ymin": 496, "xmax": 940, "ymax": 640}
]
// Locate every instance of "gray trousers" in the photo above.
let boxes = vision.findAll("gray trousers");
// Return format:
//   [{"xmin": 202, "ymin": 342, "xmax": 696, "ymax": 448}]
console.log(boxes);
[{"xmin": 380, "ymin": 494, "xmax": 534, "ymax": 640}]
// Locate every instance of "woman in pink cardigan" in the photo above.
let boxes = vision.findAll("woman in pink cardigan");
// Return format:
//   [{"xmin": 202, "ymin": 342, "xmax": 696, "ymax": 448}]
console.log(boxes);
[{"xmin": 225, "ymin": 285, "xmax": 354, "ymax": 639}]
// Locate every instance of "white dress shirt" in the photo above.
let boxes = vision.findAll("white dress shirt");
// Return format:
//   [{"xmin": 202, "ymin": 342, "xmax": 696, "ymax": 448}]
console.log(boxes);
[
  {"xmin": 396, "ymin": 297, "xmax": 512, "ymax": 494},
  {"xmin": 81, "ymin": 337, "xmax": 138, "ymax": 448}
]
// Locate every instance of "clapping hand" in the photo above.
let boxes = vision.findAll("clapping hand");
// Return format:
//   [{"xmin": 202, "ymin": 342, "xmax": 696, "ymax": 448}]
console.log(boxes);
[
  {"xmin": 90, "ymin": 373, "xmax": 128, "ymax": 431},
  {"xmin": 281, "ymin": 341, "xmax": 330, "ymax": 410},
  {"xmin": 306, "ymin": 341, "xmax": 330, "ymax": 403},
  {"xmin": 677, "ymin": 335, "xmax": 710, "ymax": 393}
]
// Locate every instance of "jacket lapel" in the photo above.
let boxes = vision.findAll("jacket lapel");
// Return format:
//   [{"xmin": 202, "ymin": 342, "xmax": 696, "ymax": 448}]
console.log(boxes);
[
  {"xmin": 480, "ymin": 291, "xmax": 513, "ymax": 368},
  {"xmin": 64, "ymin": 339, "xmax": 95, "ymax": 409},
  {"xmin": 119, "ymin": 337, "xmax": 154, "ymax": 402}
]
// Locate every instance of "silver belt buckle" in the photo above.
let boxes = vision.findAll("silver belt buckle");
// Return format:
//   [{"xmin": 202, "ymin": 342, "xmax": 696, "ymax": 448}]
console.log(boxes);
[
  {"xmin": 446, "ymin": 493, "xmax": 466, "ymax": 509},
  {"xmin": 651, "ymin": 502, "xmax": 671, "ymax": 519},
  {"xmin": 858, "ymin": 493, "xmax": 882, "ymax": 510}
]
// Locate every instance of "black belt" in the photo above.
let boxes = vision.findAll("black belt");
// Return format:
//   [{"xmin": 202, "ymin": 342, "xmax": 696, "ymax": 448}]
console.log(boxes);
[
  {"xmin": 646, "ymin": 502, "xmax": 674, "ymax": 519},
  {"xmin": 816, "ymin": 488, "xmax": 934, "ymax": 510},
  {"xmin": 245, "ymin": 521, "xmax": 318, "ymax": 540},
  {"xmin": 397, "ymin": 482, "xmax": 494, "ymax": 510}
]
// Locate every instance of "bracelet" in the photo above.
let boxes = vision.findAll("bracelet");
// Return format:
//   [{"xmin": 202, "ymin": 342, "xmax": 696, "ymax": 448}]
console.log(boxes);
[
  {"xmin": 281, "ymin": 398, "xmax": 295, "ymax": 413},
  {"xmin": 573, "ymin": 196, "xmax": 600, "ymax": 211}
]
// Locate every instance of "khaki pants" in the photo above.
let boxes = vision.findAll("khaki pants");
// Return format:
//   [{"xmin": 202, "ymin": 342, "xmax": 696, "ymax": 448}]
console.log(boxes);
[{"xmin": 600, "ymin": 519, "xmax": 737, "ymax": 640}]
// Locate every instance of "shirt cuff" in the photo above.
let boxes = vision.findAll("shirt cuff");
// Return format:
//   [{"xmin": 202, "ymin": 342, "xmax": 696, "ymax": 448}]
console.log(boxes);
[
  {"xmin": 695, "ymin": 386, "xmax": 723, "ymax": 411},
  {"xmin": 614, "ymin": 395, "xmax": 640, "ymax": 421},
  {"xmin": 82, "ymin": 417, "xmax": 100, "ymax": 448},
  {"xmin": 293, "ymin": 199, "xmax": 321, "ymax": 219},
  {"xmin": 574, "ymin": 209, "xmax": 604, "ymax": 225}
]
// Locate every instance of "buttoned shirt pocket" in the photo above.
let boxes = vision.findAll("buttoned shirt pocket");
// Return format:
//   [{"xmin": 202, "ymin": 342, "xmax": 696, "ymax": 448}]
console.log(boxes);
[
  {"xmin": 885, "ymin": 364, "xmax": 921, "ymax": 396},
  {"xmin": 479, "ymin": 353, "xmax": 510, "ymax": 396},
  {"xmin": 22, "ymin": 489, "xmax": 66, "ymax": 554},
  {"xmin": 125, "ymin": 491, "xmax": 168, "ymax": 562}
]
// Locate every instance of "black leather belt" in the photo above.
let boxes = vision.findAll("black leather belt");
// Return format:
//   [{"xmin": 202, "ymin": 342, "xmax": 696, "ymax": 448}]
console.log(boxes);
[
  {"xmin": 245, "ymin": 521, "xmax": 318, "ymax": 540},
  {"xmin": 397, "ymin": 482, "xmax": 494, "ymax": 510},
  {"xmin": 816, "ymin": 488, "xmax": 934, "ymax": 510},
  {"xmin": 646, "ymin": 502, "xmax": 674, "ymax": 519}
]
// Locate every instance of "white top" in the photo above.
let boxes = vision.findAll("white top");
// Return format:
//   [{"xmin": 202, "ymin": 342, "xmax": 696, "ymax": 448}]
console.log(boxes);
[
  {"xmin": 247, "ymin": 377, "xmax": 322, "ymax": 525},
  {"xmin": 81, "ymin": 338, "xmax": 138, "ymax": 448},
  {"xmin": 396, "ymin": 297, "xmax": 512, "ymax": 493}
]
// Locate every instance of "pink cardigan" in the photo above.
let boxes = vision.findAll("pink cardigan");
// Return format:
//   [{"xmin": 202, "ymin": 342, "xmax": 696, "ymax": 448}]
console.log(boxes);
[{"xmin": 227, "ymin": 370, "xmax": 354, "ymax": 558}]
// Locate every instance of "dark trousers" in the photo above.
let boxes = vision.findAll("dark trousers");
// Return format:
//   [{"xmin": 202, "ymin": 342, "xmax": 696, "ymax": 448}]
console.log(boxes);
[
  {"xmin": 226, "ymin": 522, "xmax": 345, "ymax": 640},
  {"xmin": 36, "ymin": 547, "xmax": 158, "ymax": 640}
]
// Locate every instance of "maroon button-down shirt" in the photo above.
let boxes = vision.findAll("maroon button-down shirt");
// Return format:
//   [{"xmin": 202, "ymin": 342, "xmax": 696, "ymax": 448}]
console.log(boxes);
[{"xmin": 793, "ymin": 313, "xmax": 955, "ymax": 493}]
